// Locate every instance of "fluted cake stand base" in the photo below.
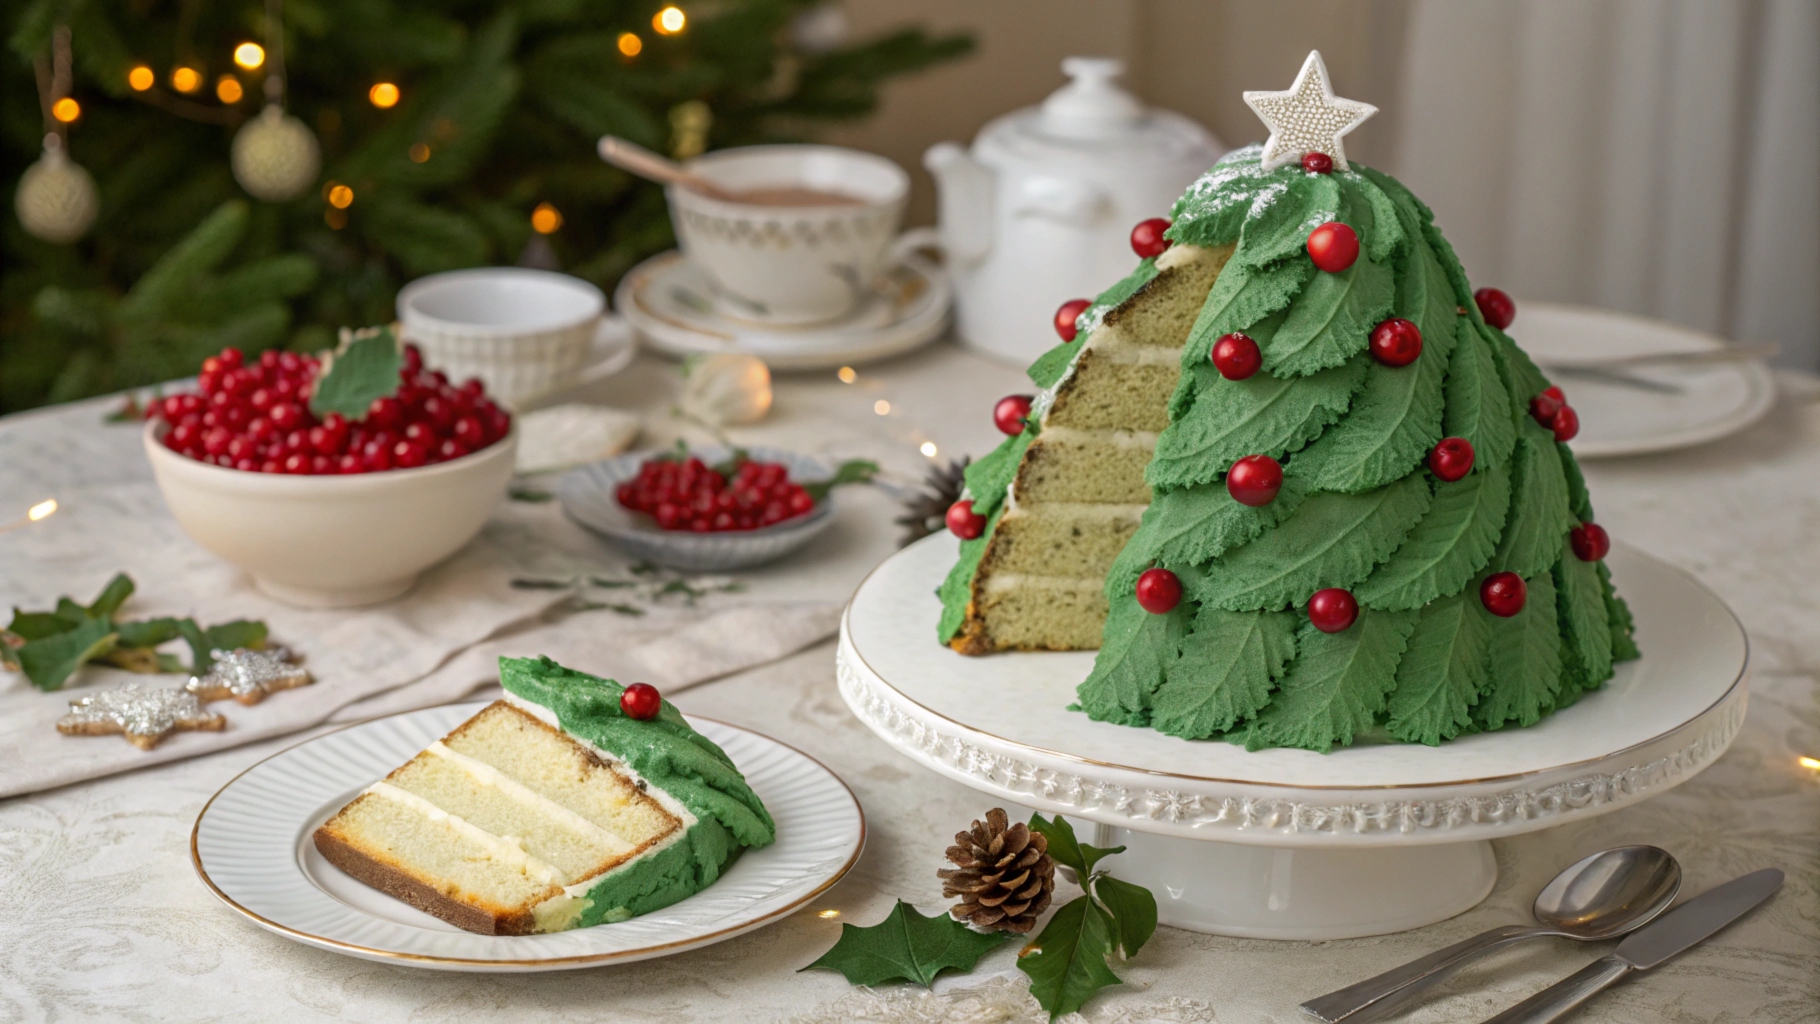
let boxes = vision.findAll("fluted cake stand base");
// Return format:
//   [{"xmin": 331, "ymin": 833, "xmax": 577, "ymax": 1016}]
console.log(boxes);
[{"xmin": 837, "ymin": 535, "xmax": 1748, "ymax": 940}]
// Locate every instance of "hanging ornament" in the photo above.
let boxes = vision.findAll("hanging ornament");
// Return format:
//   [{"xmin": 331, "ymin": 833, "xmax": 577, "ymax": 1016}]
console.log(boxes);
[
  {"xmin": 16, "ymin": 134, "xmax": 98, "ymax": 243},
  {"xmin": 233, "ymin": 105, "xmax": 320, "ymax": 201},
  {"xmin": 1243, "ymin": 50, "xmax": 1378, "ymax": 172},
  {"xmin": 232, "ymin": 0, "xmax": 320, "ymax": 202}
]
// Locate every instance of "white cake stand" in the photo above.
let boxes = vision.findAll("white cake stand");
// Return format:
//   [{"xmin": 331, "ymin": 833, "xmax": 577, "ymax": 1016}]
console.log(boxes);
[{"xmin": 837, "ymin": 535, "xmax": 1748, "ymax": 940}]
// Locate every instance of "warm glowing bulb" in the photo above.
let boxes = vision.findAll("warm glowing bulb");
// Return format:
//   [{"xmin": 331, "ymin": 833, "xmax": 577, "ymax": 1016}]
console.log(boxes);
[
  {"xmin": 51, "ymin": 98, "xmax": 80, "ymax": 122},
  {"xmin": 816, "ymin": 909, "xmax": 840, "ymax": 919},
  {"xmin": 654, "ymin": 6, "xmax": 686, "ymax": 33},
  {"xmin": 920, "ymin": 441, "xmax": 938, "ymax": 457},
  {"xmin": 327, "ymin": 184, "xmax": 354, "ymax": 209},
  {"xmin": 1800, "ymin": 756, "xmax": 1820, "ymax": 770},
  {"xmin": 28, "ymin": 499, "xmax": 57, "ymax": 522},
  {"xmin": 409, "ymin": 142, "xmax": 431, "ymax": 163},
  {"xmin": 171, "ymin": 66, "xmax": 202, "ymax": 93},
  {"xmin": 874, "ymin": 399, "xmax": 890, "ymax": 416},
  {"xmin": 234, "ymin": 42, "xmax": 265, "ymax": 70},
  {"xmin": 128, "ymin": 65, "xmax": 155, "ymax": 91},
  {"xmin": 531, "ymin": 202, "xmax": 563, "ymax": 234},
  {"xmin": 617, "ymin": 32, "xmax": 643, "ymax": 57},
  {"xmin": 369, "ymin": 82, "xmax": 400, "ymax": 108},
  {"xmin": 215, "ymin": 76, "xmax": 243, "ymax": 103},
  {"xmin": 837, "ymin": 366, "xmax": 857, "ymax": 383}
]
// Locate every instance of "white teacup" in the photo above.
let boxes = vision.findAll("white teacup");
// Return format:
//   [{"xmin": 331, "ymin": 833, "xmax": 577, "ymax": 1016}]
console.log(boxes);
[
  {"xmin": 397, "ymin": 268, "xmax": 620, "ymax": 406},
  {"xmin": 668, "ymin": 145, "xmax": 910, "ymax": 326}
]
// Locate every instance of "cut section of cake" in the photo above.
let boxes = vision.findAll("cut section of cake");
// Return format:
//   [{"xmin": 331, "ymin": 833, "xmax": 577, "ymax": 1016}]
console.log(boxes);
[
  {"xmin": 942, "ymin": 242, "xmax": 1233, "ymax": 654},
  {"xmin": 313, "ymin": 656, "xmax": 774, "ymax": 934}
]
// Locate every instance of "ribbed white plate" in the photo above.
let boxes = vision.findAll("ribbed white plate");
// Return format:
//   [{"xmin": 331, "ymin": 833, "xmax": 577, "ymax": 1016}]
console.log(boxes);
[{"xmin": 192, "ymin": 704, "xmax": 864, "ymax": 971}]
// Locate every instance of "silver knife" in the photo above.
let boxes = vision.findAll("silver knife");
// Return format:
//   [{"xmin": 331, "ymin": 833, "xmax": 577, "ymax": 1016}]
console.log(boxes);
[{"xmin": 1479, "ymin": 868, "xmax": 1784, "ymax": 1024}]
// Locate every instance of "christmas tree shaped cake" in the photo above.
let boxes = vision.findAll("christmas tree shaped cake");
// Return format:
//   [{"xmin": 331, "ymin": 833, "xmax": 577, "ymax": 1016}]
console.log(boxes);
[{"xmin": 937, "ymin": 52, "xmax": 1637, "ymax": 753}]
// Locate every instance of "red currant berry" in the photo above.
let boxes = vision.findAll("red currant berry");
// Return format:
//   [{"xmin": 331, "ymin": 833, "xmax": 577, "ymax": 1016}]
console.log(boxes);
[
  {"xmin": 367, "ymin": 396, "xmax": 403, "ymax": 430},
  {"xmin": 362, "ymin": 441, "xmax": 394, "ymax": 472},
  {"xmin": 282, "ymin": 452, "xmax": 313, "ymax": 475},
  {"xmin": 1135, "ymin": 567, "xmax": 1183, "ymax": 614},
  {"xmin": 403, "ymin": 421, "xmax": 435, "ymax": 445},
  {"xmin": 1570, "ymin": 522, "xmax": 1611, "ymax": 562},
  {"xmin": 402, "ymin": 344, "xmax": 424, "ymax": 374},
  {"xmin": 436, "ymin": 438, "xmax": 469, "ymax": 462},
  {"xmin": 453, "ymin": 415, "xmax": 485, "ymax": 448},
  {"xmin": 1226, "ymin": 454, "xmax": 1284, "ymax": 507},
  {"xmin": 1551, "ymin": 405, "xmax": 1579, "ymax": 442},
  {"xmin": 1370, "ymin": 318, "xmax": 1424, "ymax": 366},
  {"xmin": 993, "ymin": 394, "xmax": 1033, "ymax": 435},
  {"xmin": 1530, "ymin": 386, "xmax": 1565, "ymax": 426},
  {"xmin": 269, "ymin": 402, "xmax": 303, "ymax": 431},
  {"xmin": 336, "ymin": 453, "xmax": 363, "ymax": 474},
  {"xmin": 1212, "ymin": 332, "xmax": 1262, "ymax": 380},
  {"xmin": 1474, "ymin": 287, "xmax": 1516, "ymax": 330},
  {"xmin": 1307, "ymin": 588, "xmax": 1359, "ymax": 633},
  {"xmin": 1480, "ymin": 572, "xmax": 1527, "ymax": 617},
  {"xmin": 946, "ymin": 500, "xmax": 986, "ymax": 540},
  {"xmin": 1301, "ymin": 152, "xmax": 1334, "ymax": 174},
  {"xmin": 1306, "ymin": 222, "xmax": 1360, "ymax": 273},
  {"xmin": 393, "ymin": 440, "xmax": 429, "ymax": 469},
  {"xmin": 1054, "ymin": 298, "xmax": 1092, "ymax": 342},
  {"xmin": 421, "ymin": 394, "xmax": 455, "ymax": 431},
  {"xmin": 1429, "ymin": 437, "xmax": 1475, "ymax": 481},
  {"xmin": 620, "ymin": 682, "xmax": 662, "ymax": 720},
  {"xmin": 1130, "ymin": 217, "xmax": 1172, "ymax": 258}
]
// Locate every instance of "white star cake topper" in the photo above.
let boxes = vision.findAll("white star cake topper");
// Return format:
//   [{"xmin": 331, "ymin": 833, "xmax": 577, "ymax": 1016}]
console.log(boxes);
[{"xmin": 1243, "ymin": 50, "xmax": 1377, "ymax": 172}]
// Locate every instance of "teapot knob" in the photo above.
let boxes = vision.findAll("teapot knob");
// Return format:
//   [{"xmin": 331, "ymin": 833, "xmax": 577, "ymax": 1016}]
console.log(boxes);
[{"xmin": 1043, "ymin": 56, "xmax": 1143, "ymax": 139}]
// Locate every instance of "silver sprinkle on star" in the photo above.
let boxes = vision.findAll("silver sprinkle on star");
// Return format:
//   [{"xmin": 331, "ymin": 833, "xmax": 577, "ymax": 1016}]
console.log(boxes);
[
  {"xmin": 187, "ymin": 647, "xmax": 312, "ymax": 705},
  {"xmin": 1243, "ymin": 50, "xmax": 1377, "ymax": 172},
  {"xmin": 57, "ymin": 683, "xmax": 226, "ymax": 750}
]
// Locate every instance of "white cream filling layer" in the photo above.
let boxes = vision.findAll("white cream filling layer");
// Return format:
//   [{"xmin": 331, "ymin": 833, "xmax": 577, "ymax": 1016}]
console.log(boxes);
[
  {"xmin": 1037, "ymin": 425, "xmax": 1161, "ymax": 448},
  {"xmin": 365, "ymin": 781, "xmax": 567, "ymax": 886},
  {"xmin": 1001, "ymin": 501, "xmax": 1148, "ymax": 521},
  {"xmin": 981, "ymin": 573, "xmax": 1105, "ymax": 595},
  {"xmin": 425, "ymin": 741, "xmax": 635, "ymax": 856}
]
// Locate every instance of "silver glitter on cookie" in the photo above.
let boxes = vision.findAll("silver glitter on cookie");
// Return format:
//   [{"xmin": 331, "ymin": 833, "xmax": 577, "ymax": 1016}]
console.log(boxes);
[
  {"xmin": 186, "ymin": 647, "xmax": 311, "ymax": 704},
  {"xmin": 57, "ymin": 683, "xmax": 226, "ymax": 749}
]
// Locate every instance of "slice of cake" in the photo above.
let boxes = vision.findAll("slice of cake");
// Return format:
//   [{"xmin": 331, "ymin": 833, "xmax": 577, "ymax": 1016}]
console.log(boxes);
[
  {"xmin": 313, "ymin": 656, "xmax": 775, "ymax": 934},
  {"xmin": 937, "ymin": 51, "xmax": 1639, "ymax": 753}
]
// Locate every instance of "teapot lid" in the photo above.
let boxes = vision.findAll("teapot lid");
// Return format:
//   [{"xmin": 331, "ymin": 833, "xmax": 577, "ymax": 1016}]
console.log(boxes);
[{"xmin": 974, "ymin": 56, "xmax": 1221, "ymax": 165}]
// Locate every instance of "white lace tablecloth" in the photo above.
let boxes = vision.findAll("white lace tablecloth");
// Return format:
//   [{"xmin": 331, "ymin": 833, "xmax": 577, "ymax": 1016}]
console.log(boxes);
[{"xmin": 2, "ymin": 344, "xmax": 1815, "ymax": 1023}]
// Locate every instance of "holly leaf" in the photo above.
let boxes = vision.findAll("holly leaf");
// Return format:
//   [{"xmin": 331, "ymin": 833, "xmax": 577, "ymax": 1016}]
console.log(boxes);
[
  {"xmin": 1189, "ymin": 475, "xmax": 1432, "ymax": 612},
  {"xmin": 1230, "ymin": 172, "xmax": 1340, "ymax": 269},
  {"xmin": 1092, "ymin": 874, "xmax": 1158, "ymax": 960},
  {"xmin": 179, "ymin": 618, "xmax": 269, "ymax": 675},
  {"xmin": 1151, "ymin": 607, "xmax": 1298, "ymax": 738},
  {"xmin": 1028, "ymin": 813, "xmax": 1124, "ymax": 879},
  {"xmin": 101, "ymin": 647, "xmax": 190, "ymax": 674},
  {"xmin": 1147, "ymin": 358, "xmax": 1364, "ymax": 492},
  {"xmin": 802, "ymin": 459, "xmax": 879, "ymax": 502},
  {"xmin": 1018, "ymin": 895, "xmax": 1123, "ymax": 1021},
  {"xmin": 114, "ymin": 617, "xmax": 185, "ymax": 649},
  {"xmin": 1385, "ymin": 591, "xmax": 1490, "ymax": 744},
  {"xmin": 1476, "ymin": 571, "xmax": 1563, "ymax": 730},
  {"xmin": 800, "ymin": 900, "xmax": 1012, "ymax": 987},
  {"xmin": 1247, "ymin": 608, "xmax": 1421, "ymax": 752},
  {"xmin": 16, "ymin": 616, "xmax": 119, "ymax": 691},
  {"xmin": 1074, "ymin": 596, "xmax": 1187, "ymax": 724},
  {"xmin": 6, "ymin": 609, "xmax": 70, "ymax": 641},
  {"xmin": 1491, "ymin": 433, "xmax": 1576, "ymax": 579},
  {"xmin": 1559, "ymin": 441, "xmax": 1595, "ymax": 522},
  {"xmin": 309, "ymin": 326, "xmax": 403, "ymax": 420},
  {"xmin": 87, "ymin": 573, "xmax": 136, "ymax": 619},
  {"xmin": 1358, "ymin": 461, "xmax": 1511, "ymax": 611}
]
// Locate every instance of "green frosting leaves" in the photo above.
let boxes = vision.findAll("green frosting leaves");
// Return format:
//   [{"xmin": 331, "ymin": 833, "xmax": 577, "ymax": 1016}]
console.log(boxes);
[
  {"xmin": 1151, "ymin": 607, "xmax": 1298, "ymax": 738},
  {"xmin": 1491, "ymin": 433, "xmax": 1576, "ymax": 579},
  {"xmin": 1358, "ymin": 462, "xmax": 1510, "ymax": 610},
  {"xmin": 1385, "ymin": 591, "xmax": 1490, "ymax": 745},
  {"xmin": 1075, "ymin": 596, "xmax": 1188, "ymax": 724},
  {"xmin": 1149, "ymin": 358, "xmax": 1364, "ymax": 491},
  {"xmin": 1105, "ymin": 475, "xmax": 1310, "ymax": 597},
  {"xmin": 1441, "ymin": 322, "xmax": 1518, "ymax": 472},
  {"xmin": 1263, "ymin": 250, "xmax": 1393, "ymax": 377},
  {"xmin": 1246, "ymin": 608, "xmax": 1420, "ymax": 752},
  {"xmin": 1475, "ymin": 572, "xmax": 1563, "ymax": 730}
]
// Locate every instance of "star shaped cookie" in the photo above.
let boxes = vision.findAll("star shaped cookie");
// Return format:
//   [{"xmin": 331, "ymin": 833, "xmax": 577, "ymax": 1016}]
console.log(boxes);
[
  {"xmin": 1243, "ymin": 50, "xmax": 1377, "ymax": 172},
  {"xmin": 57, "ymin": 683, "xmax": 227, "ymax": 750},
  {"xmin": 186, "ymin": 646, "xmax": 312, "ymax": 706}
]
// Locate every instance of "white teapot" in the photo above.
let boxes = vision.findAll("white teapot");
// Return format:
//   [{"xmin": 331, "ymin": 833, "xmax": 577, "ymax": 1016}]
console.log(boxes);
[{"xmin": 925, "ymin": 57, "xmax": 1225, "ymax": 366}]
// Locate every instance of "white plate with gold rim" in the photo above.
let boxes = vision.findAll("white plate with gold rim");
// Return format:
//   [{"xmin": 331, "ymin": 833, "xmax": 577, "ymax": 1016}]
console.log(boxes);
[
  {"xmin": 192, "ymin": 704, "xmax": 864, "ymax": 971},
  {"xmin": 616, "ymin": 250, "xmax": 950, "ymax": 370}
]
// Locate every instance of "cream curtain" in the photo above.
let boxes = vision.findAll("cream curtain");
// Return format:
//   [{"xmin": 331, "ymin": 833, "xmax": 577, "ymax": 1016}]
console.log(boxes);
[{"xmin": 1392, "ymin": 0, "xmax": 1820, "ymax": 367}]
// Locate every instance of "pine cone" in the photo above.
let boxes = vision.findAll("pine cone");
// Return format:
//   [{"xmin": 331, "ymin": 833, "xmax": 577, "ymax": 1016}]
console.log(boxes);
[
  {"xmin": 938, "ymin": 807, "xmax": 1054, "ymax": 933},
  {"xmin": 895, "ymin": 456, "xmax": 970, "ymax": 547}
]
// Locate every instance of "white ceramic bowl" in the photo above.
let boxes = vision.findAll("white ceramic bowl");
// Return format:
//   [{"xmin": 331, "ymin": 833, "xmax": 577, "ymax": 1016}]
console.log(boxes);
[
  {"xmin": 143, "ymin": 423, "xmax": 518, "ymax": 608},
  {"xmin": 558, "ymin": 446, "xmax": 837, "ymax": 572},
  {"xmin": 396, "ymin": 268, "xmax": 608, "ymax": 407},
  {"xmin": 668, "ymin": 145, "xmax": 909, "ymax": 326}
]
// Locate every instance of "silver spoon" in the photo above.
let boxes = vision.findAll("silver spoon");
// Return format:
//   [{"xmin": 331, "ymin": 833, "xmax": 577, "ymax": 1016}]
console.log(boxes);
[
  {"xmin": 597, "ymin": 135, "xmax": 740, "ymax": 202},
  {"xmin": 1301, "ymin": 846, "xmax": 1682, "ymax": 1024}
]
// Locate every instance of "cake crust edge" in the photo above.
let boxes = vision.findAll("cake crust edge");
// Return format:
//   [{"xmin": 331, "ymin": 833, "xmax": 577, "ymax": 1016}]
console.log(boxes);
[{"xmin": 311, "ymin": 811, "xmax": 539, "ymax": 936}]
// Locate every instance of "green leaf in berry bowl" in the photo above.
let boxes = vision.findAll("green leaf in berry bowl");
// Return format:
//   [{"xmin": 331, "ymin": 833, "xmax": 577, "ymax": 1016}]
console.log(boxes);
[{"xmin": 558, "ymin": 445, "xmax": 866, "ymax": 571}]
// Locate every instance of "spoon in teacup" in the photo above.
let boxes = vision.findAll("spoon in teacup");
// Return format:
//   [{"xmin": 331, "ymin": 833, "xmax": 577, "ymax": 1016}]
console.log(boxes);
[
  {"xmin": 1301, "ymin": 846, "xmax": 1682, "ymax": 1023},
  {"xmin": 597, "ymin": 135, "xmax": 741, "ymax": 201}
]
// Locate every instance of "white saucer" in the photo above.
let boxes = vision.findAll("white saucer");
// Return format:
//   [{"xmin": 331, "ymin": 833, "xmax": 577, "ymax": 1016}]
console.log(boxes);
[
  {"xmin": 836, "ymin": 534, "xmax": 1747, "ymax": 937},
  {"xmin": 1510, "ymin": 303, "xmax": 1776, "ymax": 458},
  {"xmin": 192, "ymin": 703, "xmax": 864, "ymax": 971},
  {"xmin": 616, "ymin": 250, "xmax": 950, "ymax": 370}
]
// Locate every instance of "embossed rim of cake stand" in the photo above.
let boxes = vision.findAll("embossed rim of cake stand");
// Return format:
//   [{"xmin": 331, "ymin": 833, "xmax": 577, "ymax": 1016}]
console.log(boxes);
[{"xmin": 837, "ymin": 541, "xmax": 1748, "ymax": 848}]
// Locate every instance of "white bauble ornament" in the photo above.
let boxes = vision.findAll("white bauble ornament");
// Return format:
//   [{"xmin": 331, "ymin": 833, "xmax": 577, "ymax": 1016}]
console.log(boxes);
[
  {"xmin": 15, "ymin": 136, "xmax": 98, "ymax": 244},
  {"xmin": 232, "ymin": 104, "xmax": 321, "ymax": 202},
  {"xmin": 679, "ymin": 353, "xmax": 772, "ymax": 426}
]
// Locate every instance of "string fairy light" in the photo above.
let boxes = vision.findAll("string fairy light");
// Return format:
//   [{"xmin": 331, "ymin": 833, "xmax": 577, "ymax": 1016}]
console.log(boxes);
[
  {"xmin": 326, "ymin": 183, "xmax": 353, "ymax": 209},
  {"xmin": 1800, "ymin": 756, "xmax": 1820, "ymax": 771},
  {"xmin": 171, "ymin": 66, "xmax": 202, "ymax": 93},
  {"xmin": 531, "ymin": 203, "xmax": 563, "ymax": 233},
  {"xmin": 920, "ymin": 442, "xmax": 938, "ymax": 458},
  {"xmin": 874, "ymin": 400, "xmax": 891, "ymax": 416},
  {"xmin": 215, "ymin": 76, "xmax": 243, "ymax": 103},
  {"xmin": 0, "ymin": 499, "xmax": 58, "ymax": 535},
  {"xmin": 234, "ymin": 42, "xmax": 265, "ymax": 70},
  {"xmin": 128, "ymin": 65, "xmax": 154, "ymax": 91},
  {"xmin": 51, "ymin": 98, "xmax": 80, "ymax": 122},
  {"xmin": 654, "ymin": 6, "xmax": 686, "ymax": 34},
  {"xmin": 408, "ymin": 142, "xmax": 430, "ymax": 163},
  {"xmin": 816, "ymin": 909, "xmax": 840, "ymax": 919},
  {"xmin": 837, "ymin": 366, "xmax": 857, "ymax": 383},
  {"xmin": 368, "ymin": 82, "xmax": 399, "ymax": 108},
  {"xmin": 617, "ymin": 32, "xmax": 643, "ymax": 57}
]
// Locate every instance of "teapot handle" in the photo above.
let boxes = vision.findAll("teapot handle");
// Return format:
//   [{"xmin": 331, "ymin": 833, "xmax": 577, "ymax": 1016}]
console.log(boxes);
[{"xmin": 1012, "ymin": 175, "xmax": 1108, "ymax": 226}]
